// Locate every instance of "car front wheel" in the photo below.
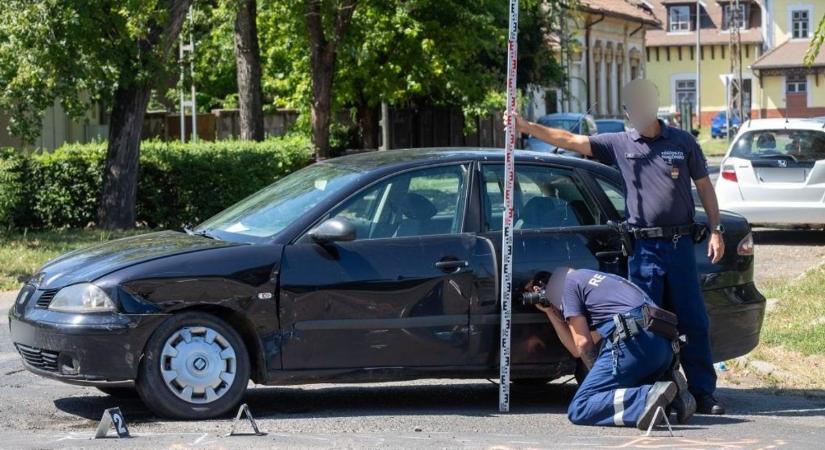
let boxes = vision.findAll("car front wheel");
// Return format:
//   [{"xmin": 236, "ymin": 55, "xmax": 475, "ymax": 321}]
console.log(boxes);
[{"xmin": 136, "ymin": 312, "xmax": 250, "ymax": 419}]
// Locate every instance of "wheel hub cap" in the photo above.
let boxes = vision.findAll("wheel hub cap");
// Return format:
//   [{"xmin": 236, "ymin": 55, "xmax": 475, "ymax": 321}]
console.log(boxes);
[{"xmin": 160, "ymin": 326, "xmax": 237, "ymax": 404}]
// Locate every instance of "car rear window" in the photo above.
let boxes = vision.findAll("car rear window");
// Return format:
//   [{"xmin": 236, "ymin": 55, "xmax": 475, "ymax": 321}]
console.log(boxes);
[{"xmin": 730, "ymin": 129, "xmax": 825, "ymax": 162}]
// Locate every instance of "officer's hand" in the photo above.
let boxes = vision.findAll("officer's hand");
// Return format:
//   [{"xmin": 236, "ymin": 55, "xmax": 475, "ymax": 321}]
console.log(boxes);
[
  {"xmin": 503, "ymin": 112, "xmax": 528, "ymax": 134},
  {"xmin": 708, "ymin": 232, "xmax": 725, "ymax": 264}
]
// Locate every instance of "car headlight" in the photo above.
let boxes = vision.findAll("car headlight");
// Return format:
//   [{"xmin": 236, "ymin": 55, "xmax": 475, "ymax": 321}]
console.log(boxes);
[{"xmin": 48, "ymin": 283, "xmax": 116, "ymax": 313}]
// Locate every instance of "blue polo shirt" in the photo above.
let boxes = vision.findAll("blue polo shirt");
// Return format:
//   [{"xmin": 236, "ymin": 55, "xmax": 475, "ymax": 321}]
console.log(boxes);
[
  {"xmin": 562, "ymin": 269, "xmax": 650, "ymax": 327},
  {"xmin": 588, "ymin": 121, "xmax": 709, "ymax": 227}
]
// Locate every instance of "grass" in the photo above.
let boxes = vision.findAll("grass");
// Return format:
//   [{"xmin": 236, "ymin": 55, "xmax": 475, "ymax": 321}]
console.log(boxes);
[
  {"xmin": 0, "ymin": 228, "xmax": 147, "ymax": 291},
  {"xmin": 759, "ymin": 265, "xmax": 825, "ymax": 356},
  {"xmin": 720, "ymin": 263, "xmax": 825, "ymax": 391},
  {"xmin": 696, "ymin": 129, "xmax": 731, "ymax": 157}
]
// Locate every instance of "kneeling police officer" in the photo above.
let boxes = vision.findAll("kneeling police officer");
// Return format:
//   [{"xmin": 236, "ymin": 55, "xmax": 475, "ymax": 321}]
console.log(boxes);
[{"xmin": 527, "ymin": 267, "xmax": 695, "ymax": 429}]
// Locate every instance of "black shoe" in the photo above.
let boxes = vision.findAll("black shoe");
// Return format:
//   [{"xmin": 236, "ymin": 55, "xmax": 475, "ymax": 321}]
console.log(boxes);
[
  {"xmin": 637, "ymin": 382, "xmax": 678, "ymax": 430},
  {"xmin": 670, "ymin": 370, "xmax": 696, "ymax": 424},
  {"xmin": 695, "ymin": 394, "xmax": 726, "ymax": 415}
]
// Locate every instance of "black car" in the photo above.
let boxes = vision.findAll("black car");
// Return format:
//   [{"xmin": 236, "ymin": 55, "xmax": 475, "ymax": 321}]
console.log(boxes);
[{"xmin": 8, "ymin": 148, "xmax": 765, "ymax": 419}]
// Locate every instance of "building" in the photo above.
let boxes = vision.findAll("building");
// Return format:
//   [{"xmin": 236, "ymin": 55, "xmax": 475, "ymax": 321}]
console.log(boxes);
[
  {"xmin": 527, "ymin": 0, "xmax": 659, "ymax": 120},
  {"xmin": 751, "ymin": 0, "xmax": 825, "ymax": 118},
  {"xmin": 645, "ymin": 0, "xmax": 825, "ymax": 127}
]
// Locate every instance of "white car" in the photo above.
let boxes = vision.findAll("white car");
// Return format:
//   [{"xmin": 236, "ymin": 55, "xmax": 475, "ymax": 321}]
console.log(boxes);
[{"xmin": 715, "ymin": 118, "xmax": 825, "ymax": 226}]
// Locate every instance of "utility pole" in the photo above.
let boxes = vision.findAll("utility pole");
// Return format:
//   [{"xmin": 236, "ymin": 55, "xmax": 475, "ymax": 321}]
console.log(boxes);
[
  {"xmin": 727, "ymin": 0, "xmax": 744, "ymax": 141},
  {"xmin": 179, "ymin": 5, "xmax": 197, "ymax": 143},
  {"xmin": 695, "ymin": 0, "xmax": 702, "ymax": 129}
]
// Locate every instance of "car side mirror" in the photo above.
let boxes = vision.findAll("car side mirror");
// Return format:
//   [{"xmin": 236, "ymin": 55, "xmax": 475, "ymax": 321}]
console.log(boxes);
[{"xmin": 307, "ymin": 217, "xmax": 356, "ymax": 244}]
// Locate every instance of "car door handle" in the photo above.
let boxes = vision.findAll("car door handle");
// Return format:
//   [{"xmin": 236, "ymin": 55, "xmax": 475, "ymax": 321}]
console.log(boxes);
[
  {"xmin": 595, "ymin": 250, "xmax": 624, "ymax": 260},
  {"xmin": 435, "ymin": 259, "xmax": 469, "ymax": 273}
]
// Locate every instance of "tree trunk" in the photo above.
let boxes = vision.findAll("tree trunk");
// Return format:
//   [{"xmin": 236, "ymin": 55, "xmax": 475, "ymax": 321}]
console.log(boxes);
[
  {"xmin": 234, "ymin": 0, "xmax": 265, "ymax": 141},
  {"xmin": 98, "ymin": 85, "xmax": 152, "ymax": 229},
  {"xmin": 356, "ymin": 101, "xmax": 378, "ymax": 149},
  {"xmin": 304, "ymin": 0, "xmax": 357, "ymax": 160},
  {"xmin": 97, "ymin": 0, "xmax": 192, "ymax": 229}
]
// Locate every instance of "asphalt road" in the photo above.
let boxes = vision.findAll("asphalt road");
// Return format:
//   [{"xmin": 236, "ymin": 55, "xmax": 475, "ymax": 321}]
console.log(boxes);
[{"xmin": 1, "ymin": 294, "xmax": 824, "ymax": 449}]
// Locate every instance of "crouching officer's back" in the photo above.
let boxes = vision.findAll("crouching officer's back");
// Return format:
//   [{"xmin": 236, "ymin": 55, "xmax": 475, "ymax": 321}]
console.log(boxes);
[{"xmin": 530, "ymin": 268, "xmax": 694, "ymax": 429}]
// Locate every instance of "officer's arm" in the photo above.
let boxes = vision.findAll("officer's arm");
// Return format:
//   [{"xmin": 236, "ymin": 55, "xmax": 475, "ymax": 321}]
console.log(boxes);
[
  {"xmin": 695, "ymin": 176, "xmax": 725, "ymax": 263},
  {"xmin": 568, "ymin": 316, "xmax": 598, "ymax": 369},
  {"xmin": 514, "ymin": 115, "xmax": 593, "ymax": 156}
]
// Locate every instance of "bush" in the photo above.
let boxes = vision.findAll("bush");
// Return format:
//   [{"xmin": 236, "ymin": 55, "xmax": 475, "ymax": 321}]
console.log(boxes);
[{"xmin": 0, "ymin": 135, "xmax": 313, "ymax": 229}]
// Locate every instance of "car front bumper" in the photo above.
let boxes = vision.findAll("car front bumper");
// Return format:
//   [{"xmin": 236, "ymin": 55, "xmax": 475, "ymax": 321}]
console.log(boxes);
[{"xmin": 8, "ymin": 300, "xmax": 165, "ymax": 386}]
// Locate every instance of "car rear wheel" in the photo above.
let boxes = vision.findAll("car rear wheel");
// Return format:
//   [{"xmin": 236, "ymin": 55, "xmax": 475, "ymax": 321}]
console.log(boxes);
[{"xmin": 136, "ymin": 312, "xmax": 249, "ymax": 419}]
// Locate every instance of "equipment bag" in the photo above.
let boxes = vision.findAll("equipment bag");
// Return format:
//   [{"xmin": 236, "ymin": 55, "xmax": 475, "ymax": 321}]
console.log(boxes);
[{"xmin": 642, "ymin": 304, "xmax": 679, "ymax": 341}]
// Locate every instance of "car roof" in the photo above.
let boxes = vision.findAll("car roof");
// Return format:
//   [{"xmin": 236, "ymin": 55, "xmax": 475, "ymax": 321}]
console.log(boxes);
[
  {"xmin": 539, "ymin": 113, "xmax": 587, "ymax": 120},
  {"xmin": 595, "ymin": 119, "xmax": 624, "ymax": 123},
  {"xmin": 322, "ymin": 147, "xmax": 614, "ymax": 176},
  {"xmin": 736, "ymin": 118, "xmax": 825, "ymax": 133}
]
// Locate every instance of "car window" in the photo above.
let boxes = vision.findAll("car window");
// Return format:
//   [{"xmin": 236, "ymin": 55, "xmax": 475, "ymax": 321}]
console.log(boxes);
[
  {"xmin": 595, "ymin": 177, "xmax": 626, "ymax": 219},
  {"xmin": 730, "ymin": 129, "xmax": 825, "ymax": 162},
  {"xmin": 324, "ymin": 164, "xmax": 469, "ymax": 240},
  {"xmin": 482, "ymin": 164, "xmax": 601, "ymax": 231}
]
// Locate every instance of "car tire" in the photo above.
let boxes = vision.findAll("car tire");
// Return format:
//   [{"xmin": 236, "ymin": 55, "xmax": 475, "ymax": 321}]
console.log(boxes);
[
  {"xmin": 512, "ymin": 378, "xmax": 552, "ymax": 386},
  {"xmin": 574, "ymin": 359, "xmax": 588, "ymax": 385},
  {"xmin": 136, "ymin": 312, "xmax": 250, "ymax": 420},
  {"xmin": 96, "ymin": 386, "xmax": 139, "ymax": 398}
]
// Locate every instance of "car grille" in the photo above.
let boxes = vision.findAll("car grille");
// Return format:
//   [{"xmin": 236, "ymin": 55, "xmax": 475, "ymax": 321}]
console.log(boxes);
[
  {"xmin": 15, "ymin": 344, "xmax": 59, "ymax": 372},
  {"xmin": 35, "ymin": 289, "xmax": 59, "ymax": 308}
]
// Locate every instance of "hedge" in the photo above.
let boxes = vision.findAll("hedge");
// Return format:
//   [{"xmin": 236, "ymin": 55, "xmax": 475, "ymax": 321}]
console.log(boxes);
[{"xmin": 0, "ymin": 135, "xmax": 313, "ymax": 229}]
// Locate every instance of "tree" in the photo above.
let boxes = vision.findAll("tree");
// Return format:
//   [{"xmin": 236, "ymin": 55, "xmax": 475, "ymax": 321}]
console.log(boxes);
[
  {"xmin": 304, "ymin": 0, "xmax": 358, "ymax": 160},
  {"xmin": 234, "ymin": 0, "xmax": 265, "ymax": 140},
  {"xmin": 0, "ymin": 0, "xmax": 192, "ymax": 229},
  {"xmin": 805, "ymin": 14, "xmax": 825, "ymax": 66}
]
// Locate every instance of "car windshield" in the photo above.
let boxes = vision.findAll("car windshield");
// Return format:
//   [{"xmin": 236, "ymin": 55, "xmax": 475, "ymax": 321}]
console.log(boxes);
[
  {"xmin": 596, "ymin": 121, "xmax": 625, "ymax": 133},
  {"xmin": 730, "ymin": 129, "xmax": 825, "ymax": 162},
  {"xmin": 538, "ymin": 118, "xmax": 580, "ymax": 133},
  {"xmin": 195, "ymin": 163, "xmax": 361, "ymax": 241}
]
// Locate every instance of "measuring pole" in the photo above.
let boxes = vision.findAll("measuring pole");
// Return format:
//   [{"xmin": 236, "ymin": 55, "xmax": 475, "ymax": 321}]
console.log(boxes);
[{"xmin": 499, "ymin": 0, "xmax": 519, "ymax": 413}]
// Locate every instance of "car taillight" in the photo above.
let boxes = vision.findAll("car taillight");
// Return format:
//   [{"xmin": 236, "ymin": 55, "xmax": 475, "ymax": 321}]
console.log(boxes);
[
  {"xmin": 721, "ymin": 165, "xmax": 738, "ymax": 182},
  {"xmin": 737, "ymin": 232, "xmax": 754, "ymax": 256}
]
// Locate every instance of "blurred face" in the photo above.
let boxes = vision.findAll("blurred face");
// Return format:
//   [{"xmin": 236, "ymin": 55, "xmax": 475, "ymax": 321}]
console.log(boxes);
[{"xmin": 622, "ymin": 80, "xmax": 659, "ymax": 130}]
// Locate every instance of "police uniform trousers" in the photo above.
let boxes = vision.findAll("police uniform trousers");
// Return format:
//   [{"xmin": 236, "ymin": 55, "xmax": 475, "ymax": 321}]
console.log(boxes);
[
  {"xmin": 628, "ymin": 234, "xmax": 716, "ymax": 397},
  {"xmin": 568, "ymin": 306, "xmax": 673, "ymax": 427}
]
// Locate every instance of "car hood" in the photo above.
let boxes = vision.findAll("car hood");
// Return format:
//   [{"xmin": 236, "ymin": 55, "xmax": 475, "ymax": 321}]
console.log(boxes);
[{"xmin": 32, "ymin": 230, "xmax": 242, "ymax": 289}]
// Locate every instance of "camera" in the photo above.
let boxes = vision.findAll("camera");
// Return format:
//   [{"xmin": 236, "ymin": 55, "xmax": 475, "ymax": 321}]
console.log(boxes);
[{"xmin": 520, "ymin": 289, "xmax": 551, "ymax": 306}]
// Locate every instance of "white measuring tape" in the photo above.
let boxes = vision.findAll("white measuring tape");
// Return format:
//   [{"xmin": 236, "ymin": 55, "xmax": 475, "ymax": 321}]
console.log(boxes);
[{"xmin": 499, "ymin": 0, "xmax": 519, "ymax": 413}]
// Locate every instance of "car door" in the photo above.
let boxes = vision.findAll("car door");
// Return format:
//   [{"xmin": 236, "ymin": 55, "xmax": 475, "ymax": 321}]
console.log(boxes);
[
  {"xmin": 469, "ymin": 162, "xmax": 626, "ymax": 369},
  {"xmin": 278, "ymin": 163, "xmax": 497, "ymax": 370}
]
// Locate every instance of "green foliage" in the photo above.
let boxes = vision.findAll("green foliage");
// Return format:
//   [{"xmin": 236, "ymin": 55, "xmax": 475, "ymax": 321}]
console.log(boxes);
[
  {"xmin": 805, "ymin": 14, "xmax": 825, "ymax": 67},
  {"xmin": 0, "ymin": 136, "xmax": 313, "ymax": 229},
  {"xmin": 0, "ymin": 0, "xmax": 188, "ymax": 142},
  {"xmin": 191, "ymin": 1, "xmax": 565, "ymax": 121}
]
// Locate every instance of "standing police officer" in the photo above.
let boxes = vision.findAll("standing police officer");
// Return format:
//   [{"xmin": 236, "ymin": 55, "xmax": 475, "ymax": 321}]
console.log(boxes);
[
  {"xmin": 511, "ymin": 79, "xmax": 726, "ymax": 415},
  {"xmin": 529, "ymin": 267, "xmax": 692, "ymax": 429}
]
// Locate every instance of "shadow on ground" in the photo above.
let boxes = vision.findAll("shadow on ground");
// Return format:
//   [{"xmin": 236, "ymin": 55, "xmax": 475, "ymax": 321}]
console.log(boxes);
[
  {"xmin": 53, "ymin": 381, "xmax": 577, "ymax": 423},
  {"xmin": 52, "ymin": 382, "xmax": 825, "ymax": 424}
]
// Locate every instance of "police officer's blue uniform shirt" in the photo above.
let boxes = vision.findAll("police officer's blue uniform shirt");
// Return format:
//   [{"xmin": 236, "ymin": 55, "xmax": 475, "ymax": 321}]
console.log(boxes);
[
  {"xmin": 562, "ymin": 269, "xmax": 648, "ymax": 327},
  {"xmin": 588, "ymin": 120, "xmax": 709, "ymax": 227}
]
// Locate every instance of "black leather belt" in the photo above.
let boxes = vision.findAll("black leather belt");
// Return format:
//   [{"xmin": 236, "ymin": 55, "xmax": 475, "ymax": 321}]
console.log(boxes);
[{"xmin": 628, "ymin": 224, "xmax": 693, "ymax": 240}]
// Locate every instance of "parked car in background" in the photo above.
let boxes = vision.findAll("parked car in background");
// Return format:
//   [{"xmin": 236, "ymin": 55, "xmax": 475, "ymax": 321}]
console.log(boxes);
[
  {"xmin": 526, "ymin": 113, "xmax": 597, "ymax": 157},
  {"xmin": 711, "ymin": 111, "xmax": 742, "ymax": 139},
  {"xmin": 10, "ymin": 148, "xmax": 765, "ymax": 419},
  {"xmin": 594, "ymin": 119, "xmax": 627, "ymax": 133},
  {"xmin": 715, "ymin": 118, "xmax": 825, "ymax": 226}
]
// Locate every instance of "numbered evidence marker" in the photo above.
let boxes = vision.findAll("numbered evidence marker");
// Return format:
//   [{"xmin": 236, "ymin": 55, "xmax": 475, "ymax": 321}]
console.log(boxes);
[
  {"xmin": 94, "ymin": 407, "xmax": 130, "ymax": 439},
  {"xmin": 225, "ymin": 403, "xmax": 267, "ymax": 437}
]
